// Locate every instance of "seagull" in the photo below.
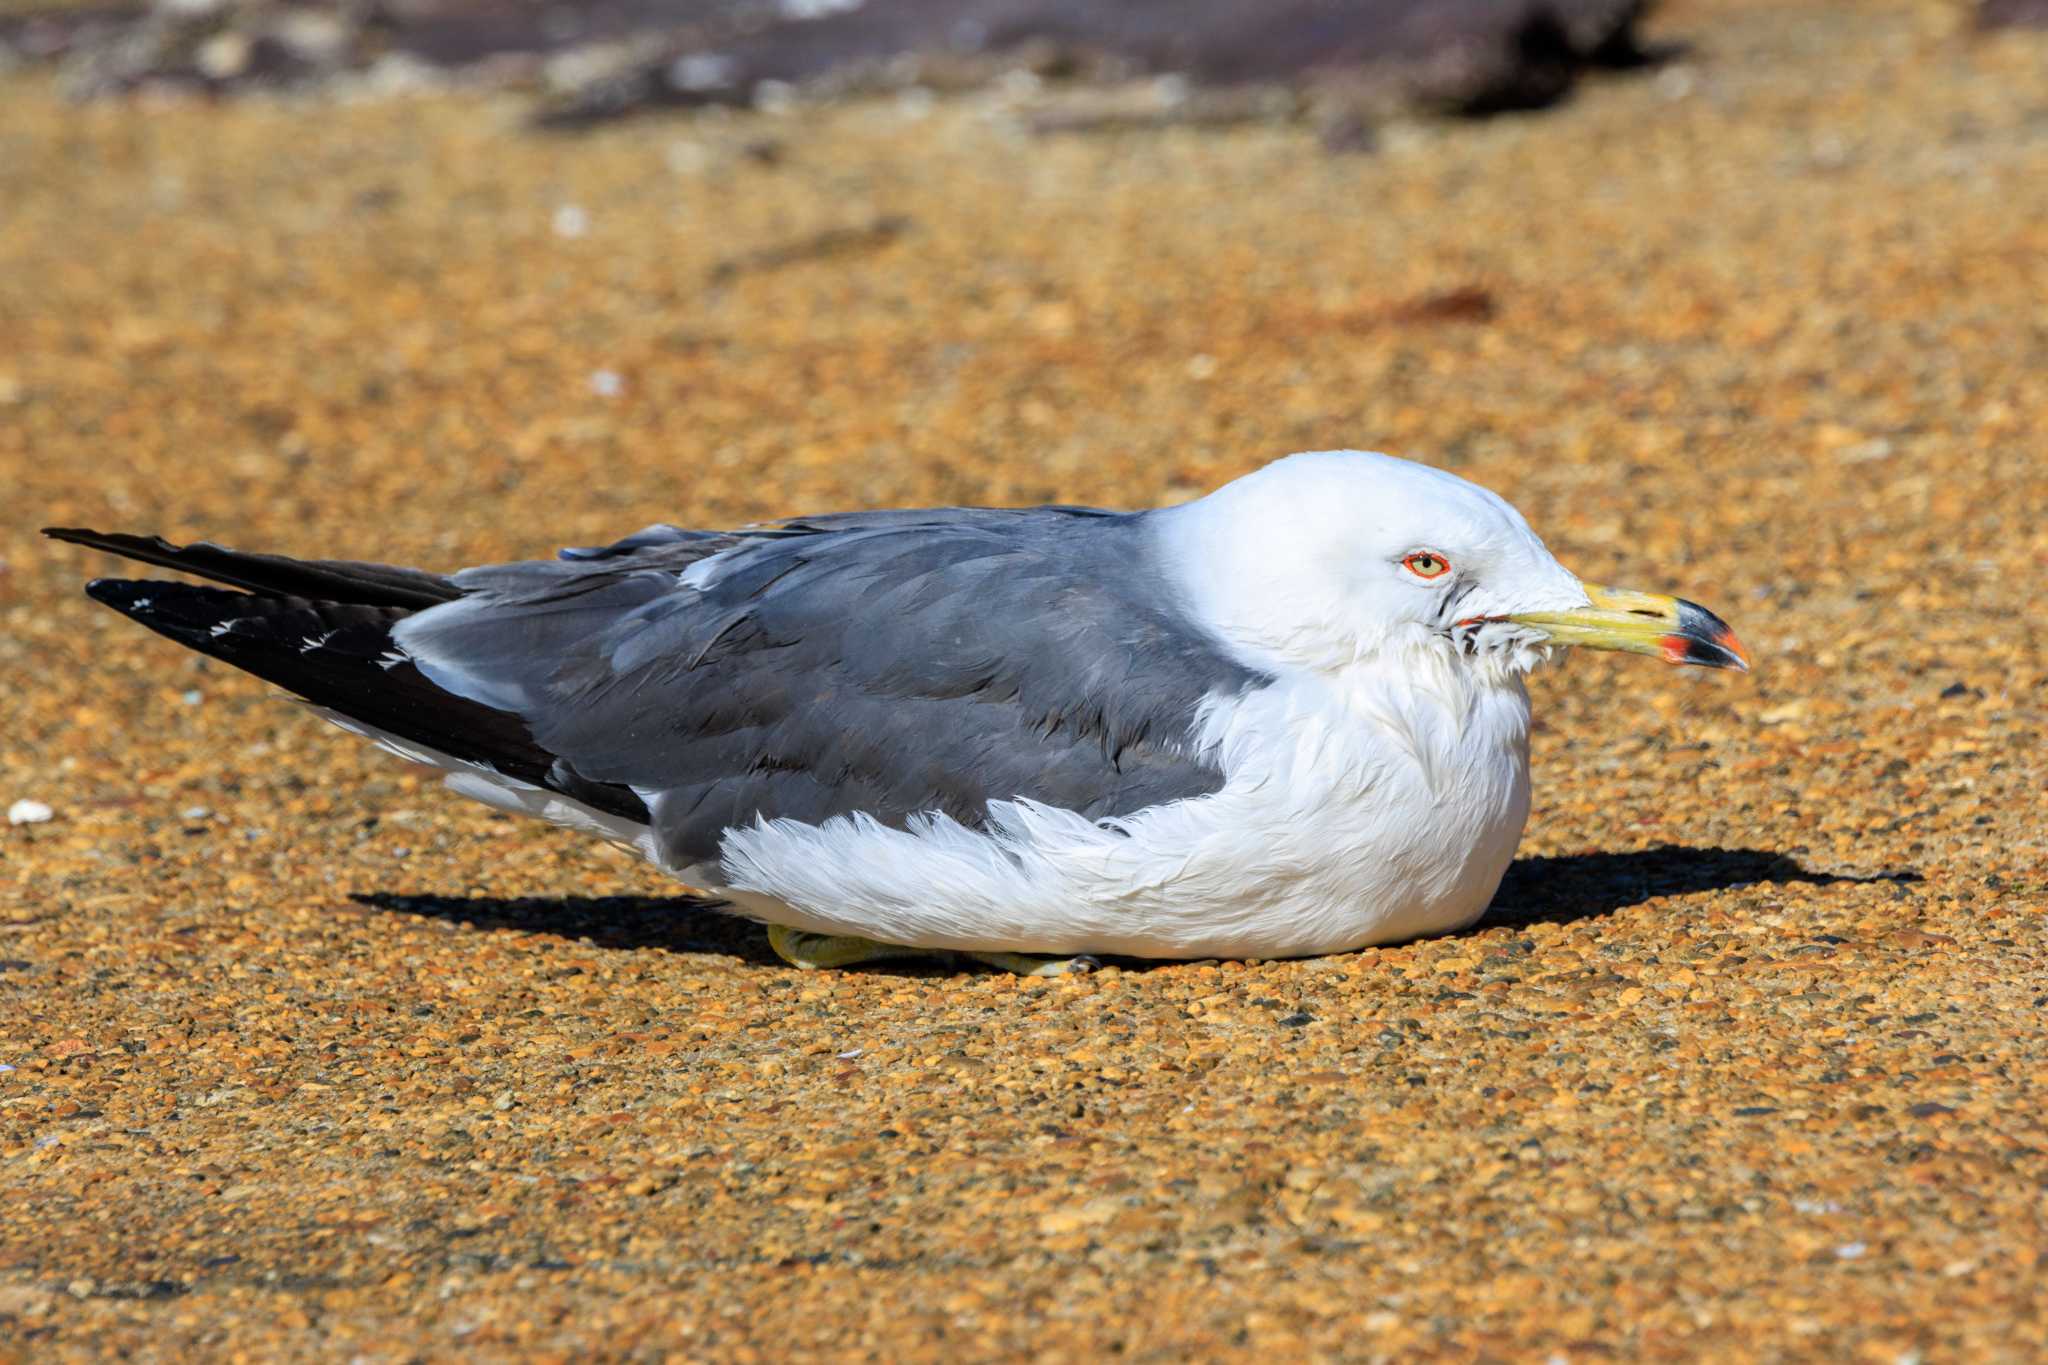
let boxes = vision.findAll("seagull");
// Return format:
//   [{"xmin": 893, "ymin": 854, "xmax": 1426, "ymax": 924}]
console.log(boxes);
[{"xmin": 47, "ymin": 450, "xmax": 1747, "ymax": 975}]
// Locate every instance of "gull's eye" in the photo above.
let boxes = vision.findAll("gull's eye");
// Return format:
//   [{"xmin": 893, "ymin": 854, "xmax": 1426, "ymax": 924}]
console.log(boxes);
[{"xmin": 1402, "ymin": 551, "xmax": 1452, "ymax": 581}]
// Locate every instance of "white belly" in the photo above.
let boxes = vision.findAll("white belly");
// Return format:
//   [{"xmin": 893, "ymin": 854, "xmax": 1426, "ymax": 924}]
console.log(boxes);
[{"xmin": 709, "ymin": 666, "xmax": 1534, "ymax": 960}]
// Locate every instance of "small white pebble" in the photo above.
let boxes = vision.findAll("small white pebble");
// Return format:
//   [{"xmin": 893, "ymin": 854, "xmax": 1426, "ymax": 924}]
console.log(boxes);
[
  {"xmin": 195, "ymin": 30, "xmax": 251, "ymax": 80},
  {"xmin": 180, "ymin": 806, "xmax": 212, "ymax": 822},
  {"xmin": 835, "ymin": 1048, "xmax": 863, "ymax": 1061},
  {"xmin": 1150, "ymin": 73, "xmax": 1190, "ymax": 107},
  {"xmin": 181, "ymin": 689, "xmax": 204, "ymax": 705},
  {"xmin": 669, "ymin": 53, "xmax": 736, "ymax": 92},
  {"xmin": 1655, "ymin": 66, "xmax": 1698, "ymax": 101},
  {"xmin": 1837, "ymin": 438, "xmax": 1895, "ymax": 465},
  {"xmin": 664, "ymin": 139, "xmax": 708, "ymax": 175},
  {"xmin": 1835, "ymin": 1242, "xmax": 1867, "ymax": 1260},
  {"xmin": 8, "ymin": 799, "xmax": 53, "ymax": 826},
  {"xmin": 588, "ymin": 369, "xmax": 624, "ymax": 398},
  {"xmin": 552, "ymin": 204, "xmax": 589, "ymax": 239}
]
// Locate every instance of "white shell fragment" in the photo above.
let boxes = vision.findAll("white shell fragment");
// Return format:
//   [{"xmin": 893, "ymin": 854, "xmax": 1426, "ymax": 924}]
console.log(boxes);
[{"xmin": 8, "ymin": 799, "xmax": 54, "ymax": 826}]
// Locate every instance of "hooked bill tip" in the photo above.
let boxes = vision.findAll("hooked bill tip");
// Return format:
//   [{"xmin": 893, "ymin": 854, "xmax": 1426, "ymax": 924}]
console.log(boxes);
[
  {"xmin": 1669, "ymin": 597, "xmax": 1750, "ymax": 671},
  {"xmin": 1660, "ymin": 631, "xmax": 1750, "ymax": 672}
]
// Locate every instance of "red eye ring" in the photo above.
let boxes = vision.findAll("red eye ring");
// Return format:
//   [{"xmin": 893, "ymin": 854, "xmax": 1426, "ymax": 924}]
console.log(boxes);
[{"xmin": 1402, "ymin": 551, "xmax": 1452, "ymax": 580}]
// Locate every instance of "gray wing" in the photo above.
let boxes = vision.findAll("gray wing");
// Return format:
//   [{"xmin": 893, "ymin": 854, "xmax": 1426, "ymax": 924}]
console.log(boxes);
[{"xmin": 394, "ymin": 507, "xmax": 1267, "ymax": 872}]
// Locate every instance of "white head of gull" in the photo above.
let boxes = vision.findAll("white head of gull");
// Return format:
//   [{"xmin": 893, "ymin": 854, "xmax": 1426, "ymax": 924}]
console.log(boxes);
[
  {"xmin": 1162, "ymin": 449, "xmax": 1596, "ymax": 678},
  {"xmin": 52, "ymin": 449, "xmax": 1747, "ymax": 974}
]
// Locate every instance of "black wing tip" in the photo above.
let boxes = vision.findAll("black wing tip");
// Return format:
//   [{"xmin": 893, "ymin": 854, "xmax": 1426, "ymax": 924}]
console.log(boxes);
[
  {"xmin": 49, "ymin": 527, "xmax": 461, "ymax": 611},
  {"xmin": 69, "ymin": 572, "xmax": 652, "ymax": 823},
  {"xmin": 82, "ymin": 575, "xmax": 148, "ymax": 608},
  {"xmin": 46, "ymin": 525, "xmax": 155, "ymax": 546},
  {"xmin": 80, "ymin": 576, "xmax": 245, "ymax": 628},
  {"xmin": 48, "ymin": 527, "xmax": 194, "ymax": 566}
]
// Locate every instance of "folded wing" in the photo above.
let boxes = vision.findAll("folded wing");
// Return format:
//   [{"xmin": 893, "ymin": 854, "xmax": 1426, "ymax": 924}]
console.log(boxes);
[
  {"xmin": 56, "ymin": 510, "xmax": 1265, "ymax": 877},
  {"xmin": 397, "ymin": 508, "xmax": 1265, "ymax": 869}
]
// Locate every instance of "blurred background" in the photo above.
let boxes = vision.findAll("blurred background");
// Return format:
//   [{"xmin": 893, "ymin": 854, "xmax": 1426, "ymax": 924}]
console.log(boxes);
[
  {"xmin": 3, "ymin": 1, "xmax": 2047, "ymax": 1359},
  {"xmin": 3, "ymin": 0, "xmax": 2039, "ymax": 561}
]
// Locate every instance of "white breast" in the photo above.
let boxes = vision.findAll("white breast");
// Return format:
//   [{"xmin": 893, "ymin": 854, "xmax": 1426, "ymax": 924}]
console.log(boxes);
[{"xmin": 709, "ymin": 654, "xmax": 1533, "ymax": 960}]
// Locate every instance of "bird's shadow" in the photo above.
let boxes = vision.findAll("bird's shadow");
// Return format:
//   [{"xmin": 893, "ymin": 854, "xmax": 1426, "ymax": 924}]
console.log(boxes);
[
  {"xmin": 349, "ymin": 845, "xmax": 1916, "ymax": 970},
  {"xmin": 347, "ymin": 889, "xmax": 785, "ymax": 965},
  {"xmin": 1485, "ymin": 845, "xmax": 1917, "ymax": 930}
]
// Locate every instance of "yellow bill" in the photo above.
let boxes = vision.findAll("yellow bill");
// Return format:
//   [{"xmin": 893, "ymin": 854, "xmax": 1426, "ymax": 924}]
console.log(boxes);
[{"xmin": 1507, "ymin": 584, "xmax": 1749, "ymax": 671}]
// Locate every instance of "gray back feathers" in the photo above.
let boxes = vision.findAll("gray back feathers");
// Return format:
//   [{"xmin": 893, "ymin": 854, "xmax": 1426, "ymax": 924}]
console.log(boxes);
[{"xmin": 397, "ymin": 508, "xmax": 1267, "ymax": 871}]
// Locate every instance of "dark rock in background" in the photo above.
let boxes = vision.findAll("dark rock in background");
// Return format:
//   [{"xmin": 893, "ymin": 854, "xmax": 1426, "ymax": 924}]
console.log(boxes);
[
  {"xmin": 529, "ymin": 0, "xmax": 1654, "ymax": 128},
  {"xmin": 1979, "ymin": 0, "xmax": 2048, "ymax": 28},
  {"xmin": 5, "ymin": 0, "xmax": 1657, "ymax": 135}
]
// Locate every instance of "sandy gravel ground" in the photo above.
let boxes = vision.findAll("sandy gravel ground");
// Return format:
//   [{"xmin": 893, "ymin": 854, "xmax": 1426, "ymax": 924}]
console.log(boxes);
[{"xmin": 3, "ymin": 1, "xmax": 2047, "ymax": 1358}]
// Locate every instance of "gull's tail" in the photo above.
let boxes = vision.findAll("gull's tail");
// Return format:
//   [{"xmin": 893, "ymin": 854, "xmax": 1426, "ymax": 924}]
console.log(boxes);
[{"xmin": 41, "ymin": 528, "xmax": 645, "ymax": 822}]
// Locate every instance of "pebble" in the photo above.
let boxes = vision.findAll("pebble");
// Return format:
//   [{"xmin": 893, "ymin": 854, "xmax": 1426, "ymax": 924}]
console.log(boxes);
[
  {"xmin": 551, "ymin": 204, "xmax": 589, "ymax": 238},
  {"xmin": 8, "ymin": 799, "xmax": 53, "ymax": 825}
]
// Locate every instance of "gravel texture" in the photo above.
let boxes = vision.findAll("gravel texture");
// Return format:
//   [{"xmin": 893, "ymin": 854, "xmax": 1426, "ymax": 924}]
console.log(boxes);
[{"xmin": 3, "ymin": 1, "xmax": 2047, "ymax": 1357}]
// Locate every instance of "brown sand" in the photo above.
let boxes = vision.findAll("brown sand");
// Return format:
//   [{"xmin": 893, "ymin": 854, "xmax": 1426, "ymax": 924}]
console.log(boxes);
[{"xmin": 4, "ymin": 1, "xmax": 2048, "ymax": 1358}]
